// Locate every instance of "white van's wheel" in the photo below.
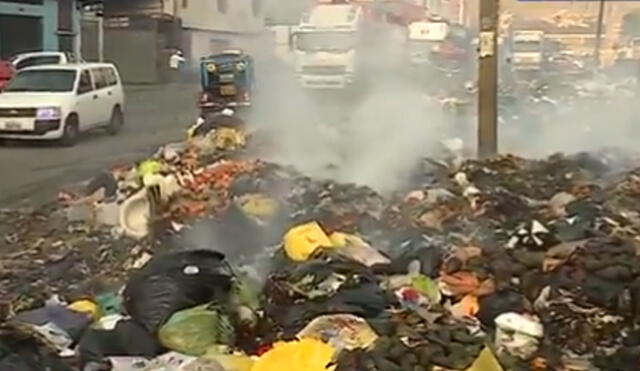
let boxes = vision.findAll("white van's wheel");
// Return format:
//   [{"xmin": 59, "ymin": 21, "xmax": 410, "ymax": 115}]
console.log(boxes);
[
  {"xmin": 60, "ymin": 115, "xmax": 79, "ymax": 147},
  {"xmin": 107, "ymin": 106, "xmax": 123, "ymax": 136}
]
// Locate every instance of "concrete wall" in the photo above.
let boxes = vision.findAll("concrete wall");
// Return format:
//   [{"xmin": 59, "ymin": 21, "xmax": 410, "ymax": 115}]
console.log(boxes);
[{"xmin": 0, "ymin": 0, "xmax": 59, "ymax": 51}]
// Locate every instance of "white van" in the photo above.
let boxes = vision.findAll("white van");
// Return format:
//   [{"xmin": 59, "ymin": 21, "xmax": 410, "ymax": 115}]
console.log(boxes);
[{"xmin": 0, "ymin": 63, "xmax": 125, "ymax": 146}]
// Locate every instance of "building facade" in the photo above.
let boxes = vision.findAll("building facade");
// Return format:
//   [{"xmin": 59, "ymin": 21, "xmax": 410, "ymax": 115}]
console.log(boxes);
[
  {"xmin": 177, "ymin": 0, "xmax": 266, "ymax": 61},
  {"xmin": 99, "ymin": 0, "xmax": 266, "ymax": 83},
  {"xmin": 0, "ymin": 0, "xmax": 80, "ymax": 59}
]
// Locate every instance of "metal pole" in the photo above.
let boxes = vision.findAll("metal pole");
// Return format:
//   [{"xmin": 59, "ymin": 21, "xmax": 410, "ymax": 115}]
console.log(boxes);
[
  {"xmin": 75, "ymin": 4, "xmax": 83, "ymax": 58},
  {"xmin": 594, "ymin": 0, "xmax": 605, "ymax": 67},
  {"xmin": 477, "ymin": 0, "xmax": 499, "ymax": 158},
  {"xmin": 98, "ymin": 16, "xmax": 104, "ymax": 62}
]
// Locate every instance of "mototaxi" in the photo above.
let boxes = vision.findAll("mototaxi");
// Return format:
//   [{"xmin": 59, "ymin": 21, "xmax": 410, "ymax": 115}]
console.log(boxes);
[{"xmin": 198, "ymin": 50, "xmax": 254, "ymax": 119}]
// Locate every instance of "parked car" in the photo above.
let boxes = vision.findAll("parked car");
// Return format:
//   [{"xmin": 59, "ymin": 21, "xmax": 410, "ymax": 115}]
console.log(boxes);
[
  {"xmin": 0, "ymin": 63, "xmax": 125, "ymax": 146},
  {"xmin": 0, "ymin": 52, "xmax": 82, "ymax": 92},
  {"xmin": 0, "ymin": 60, "xmax": 13, "ymax": 91},
  {"xmin": 11, "ymin": 51, "xmax": 82, "ymax": 71}
]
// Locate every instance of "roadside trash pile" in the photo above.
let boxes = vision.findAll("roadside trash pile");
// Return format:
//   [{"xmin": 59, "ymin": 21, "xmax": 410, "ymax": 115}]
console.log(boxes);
[{"xmin": 2, "ymin": 128, "xmax": 640, "ymax": 371}]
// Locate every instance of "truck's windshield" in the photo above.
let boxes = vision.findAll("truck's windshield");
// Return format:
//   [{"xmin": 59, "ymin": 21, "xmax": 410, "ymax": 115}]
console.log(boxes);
[
  {"xmin": 296, "ymin": 32, "xmax": 356, "ymax": 52},
  {"xmin": 4, "ymin": 70, "xmax": 76, "ymax": 92}
]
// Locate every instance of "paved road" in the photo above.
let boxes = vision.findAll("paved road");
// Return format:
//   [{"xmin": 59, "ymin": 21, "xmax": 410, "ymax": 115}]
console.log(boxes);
[{"xmin": 0, "ymin": 84, "xmax": 199, "ymax": 208}]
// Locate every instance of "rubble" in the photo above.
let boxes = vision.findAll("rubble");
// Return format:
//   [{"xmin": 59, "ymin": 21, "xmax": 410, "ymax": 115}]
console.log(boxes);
[{"xmin": 2, "ymin": 126, "xmax": 640, "ymax": 370}]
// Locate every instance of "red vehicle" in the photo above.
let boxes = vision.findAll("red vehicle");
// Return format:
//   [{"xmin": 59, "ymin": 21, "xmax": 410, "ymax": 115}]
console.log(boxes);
[{"xmin": 0, "ymin": 60, "xmax": 14, "ymax": 91}]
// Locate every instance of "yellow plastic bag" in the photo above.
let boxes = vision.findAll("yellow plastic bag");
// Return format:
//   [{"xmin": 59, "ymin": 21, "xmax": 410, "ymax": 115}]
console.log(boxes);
[
  {"xmin": 68, "ymin": 300, "xmax": 101, "ymax": 320},
  {"xmin": 137, "ymin": 159, "xmax": 163, "ymax": 178},
  {"xmin": 283, "ymin": 222, "xmax": 333, "ymax": 261},
  {"xmin": 237, "ymin": 194, "xmax": 279, "ymax": 221},
  {"xmin": 202, "ymin": 353, "xmax": 255, "ymax": 371},
  {"xmin": 251, "ymin": 338, "xmax": 336, "ymax": 371},
  {"xmin": 465, "ymin": 347, "xmax": 504, "ymax": 371}
]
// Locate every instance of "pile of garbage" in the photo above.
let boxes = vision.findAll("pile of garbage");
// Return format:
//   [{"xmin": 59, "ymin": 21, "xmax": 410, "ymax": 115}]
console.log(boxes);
[{"xmin": 2, "ymin": 127, "xmax": 640, "ymax": 370}]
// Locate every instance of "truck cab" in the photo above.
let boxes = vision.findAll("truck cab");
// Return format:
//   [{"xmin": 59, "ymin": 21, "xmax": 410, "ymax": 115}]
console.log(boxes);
[
  {"xmin": 407, "ymin": 20, "xmax": 449, "ymax": 66},
  {"xmin": 511, "ymin": 30, "xmax": 545, "ymax": 72},
  {"xmin": 293, "ymin": 3, "xmax": 363, "ymax": 89}
]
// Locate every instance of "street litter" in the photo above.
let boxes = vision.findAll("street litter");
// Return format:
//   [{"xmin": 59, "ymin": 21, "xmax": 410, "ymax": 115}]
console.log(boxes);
[{"xmin": 3, "ymin": 125, "xmax": 640, "ymax": 371}]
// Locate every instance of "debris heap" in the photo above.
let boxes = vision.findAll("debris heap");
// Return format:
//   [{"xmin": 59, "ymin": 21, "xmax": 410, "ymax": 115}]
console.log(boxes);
[{"xmin": 1, "ymin": 129, "xmax": 640, "ymax": 371}]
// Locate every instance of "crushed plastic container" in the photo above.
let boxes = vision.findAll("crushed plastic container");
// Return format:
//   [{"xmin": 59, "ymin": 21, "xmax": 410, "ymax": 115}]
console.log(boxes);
[
  {"xmin": 297, "ymin": 314, "xmax": 378, "ymax": 351},
  {"xmin": 329, "ymin": 232, "xmax": 390, "ymax": 267},
  {"xmin": 494, "ymin": 312, "xmax": 544, "ymax": 359}
]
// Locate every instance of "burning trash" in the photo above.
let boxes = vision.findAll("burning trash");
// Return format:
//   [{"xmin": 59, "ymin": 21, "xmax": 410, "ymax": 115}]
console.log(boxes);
[{"xmin": 2, "ymin": 120, "xmax": 640, "ymax": 371}]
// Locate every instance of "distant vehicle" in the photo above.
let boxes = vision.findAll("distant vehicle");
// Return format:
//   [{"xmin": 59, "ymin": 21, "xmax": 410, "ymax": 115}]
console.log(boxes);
[
  {"xmin": 11, "ymin": 51, "xmax": 83, "ymax": 71},
  {"xmin": 0, "ymin": 52, "xmax": 83, "ymax": 93},
  {"xmin": 511, "ymin": 30, "xmax": 545, "ymax": 72},
  {"xmin": 293, "ymin": 1, "xmax": 410, "ymax": 90},
  {"xmin": 0, "ymin": 63, "xmax": 125, "ymax": 146},
  {"xmin": 407, "ymin": 20, "xmax": 449, "ymax": 66},
  {"xmin": 198, "ymin": 50, "xmax": 255, "ymax": 118},
  {"xmin": 293, "ymin": 3, "xmax": 364, "ymax": 89}
]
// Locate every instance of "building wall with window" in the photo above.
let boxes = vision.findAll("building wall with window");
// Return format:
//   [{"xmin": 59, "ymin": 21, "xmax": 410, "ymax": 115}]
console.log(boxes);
[
  {"xmin": 176, "ymin": 0, "xmax": 266, "ymax": 62},
  {"xmin": 0, "ymin": 0, "xmax": 80, "ymax": 59},
  {"xmin": 178, "ymin": 0, "xmax": 263, "ymax": 34}
]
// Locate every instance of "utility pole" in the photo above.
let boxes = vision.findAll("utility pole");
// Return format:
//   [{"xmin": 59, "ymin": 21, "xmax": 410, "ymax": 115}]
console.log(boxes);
[
  {"xmin": 594, "ymin": 0, "xmax": 606, "ymax": 67},
  {"xmin": 477, "ymin": 0, "xmax": 499, "ymax": 158}
]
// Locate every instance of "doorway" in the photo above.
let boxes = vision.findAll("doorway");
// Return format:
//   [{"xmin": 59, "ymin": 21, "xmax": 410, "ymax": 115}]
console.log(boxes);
[{"xmin": 0, "ymin": 14, "xmax": 43, "ymax": 58}]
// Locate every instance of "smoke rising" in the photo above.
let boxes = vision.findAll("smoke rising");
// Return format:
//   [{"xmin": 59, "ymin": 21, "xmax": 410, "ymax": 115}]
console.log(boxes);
[{"xmin": 177, "ymin": 8, "xmax": 640, "ymax": 263}]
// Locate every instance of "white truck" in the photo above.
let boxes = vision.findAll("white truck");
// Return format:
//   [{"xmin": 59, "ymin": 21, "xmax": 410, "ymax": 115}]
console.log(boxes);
[
  {"xmin": 407, "ymin": 20, "xmax": 449, "ymax": 66},
  {"xmin": 511, "ymin": 30, "xmax": 545, "ymax": 72},
  {"xmin": 293, "ymin": 3, "xmax": 363, "ymax": 89}
]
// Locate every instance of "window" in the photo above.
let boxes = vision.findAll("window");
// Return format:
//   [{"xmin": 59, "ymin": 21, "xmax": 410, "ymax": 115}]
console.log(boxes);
[
  {"xmin": 77, "ymin": 70, "xmax": 93, "ymax": 94},
  {"xmin": 4, "ymin": 70, "xmax": 76, "ymax": 93},
  {"xmin": 217, "ymin": 0, "xmax": 228, "ymax": 14},
  {"xmin": 92, "ymin": 68, "xmax": 108, "ymax": 89},
  {"xmin": 252, "ymin": 0, "xmax": 261, "ymax": 17},
  {"xmin": 15, "ymin": 56, "xmax": 62, "ymax": 70},
  {"xmin": 105, "ymin": 68, "xmax": 118, "ymax": 86},
  {"xmin": 58, "ymin": 0, "xmax": 73, "ymax": 31},
  {"xmin": 1, "ymin": 0, "xmax": 43, "ymax": 4}
]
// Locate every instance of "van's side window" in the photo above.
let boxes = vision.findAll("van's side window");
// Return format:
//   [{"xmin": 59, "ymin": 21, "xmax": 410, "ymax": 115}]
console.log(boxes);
[
  {"xmin": 77, "ymin": 70, "xmax": 93, "ymax": 94},
  {"xmin": 93, "ymin": 68, "xmax": 107, "ymax": 89},
  {"xmin": 105, "ymin": 68, "xmax": 118, "ymax": 86}
]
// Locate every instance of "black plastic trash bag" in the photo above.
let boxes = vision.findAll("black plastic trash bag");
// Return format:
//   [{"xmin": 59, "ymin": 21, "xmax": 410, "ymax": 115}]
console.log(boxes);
[
  {"xmin": 477, "ymin": 289, "xmax": 526, "ymax": 327},
  {"xmin": 0, "ymin": 324, "xmax": 73, "ymax": 371},
  {"xmin": 123, "ymin": 250, "xmax": 234, "ymax": 334},
  {"xmin": 388, "ymin": 238, "xmax": 444, "ymax": 278},
  {"xmin": 13, "ymin": 304, "xmax": 92, "ymax": 343},
  {"xmin": 77, "ymin": 319, "xmax": 162, "ymax": 368}
]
